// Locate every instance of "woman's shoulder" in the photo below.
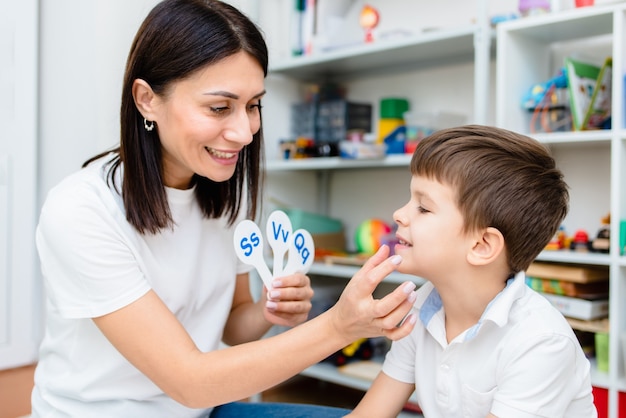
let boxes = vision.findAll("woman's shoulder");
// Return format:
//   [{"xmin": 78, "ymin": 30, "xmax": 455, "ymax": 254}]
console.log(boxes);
[{"xmin": 41, "ymin": 154, "xmax": 123, "ymax": 220}]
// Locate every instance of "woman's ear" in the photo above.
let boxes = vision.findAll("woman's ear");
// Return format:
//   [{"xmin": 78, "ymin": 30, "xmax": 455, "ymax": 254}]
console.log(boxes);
[
  {"xmin": 467, "ymin": 227, "xmax": 505, "ymax": 266},
  {"xmin": 132, "ymin": 79, "xmax": 157, "ymax": 120}
]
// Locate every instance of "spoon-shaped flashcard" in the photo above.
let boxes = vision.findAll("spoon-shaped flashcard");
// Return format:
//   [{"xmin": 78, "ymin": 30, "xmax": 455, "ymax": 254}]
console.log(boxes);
[
  {"xmin": 265, "ymin": 210, "xmax": 292, "ymax": 277},
  {"xmin": 233, "ymin": 219, "xmax": 274, "ymax": 290},
  {"xmin": 283, "ymin": 228, "xmax": 315, "ymax": 275},
  {"xmin": 233, "ymin": 211, "xmax": 315, "ymax": 290}
]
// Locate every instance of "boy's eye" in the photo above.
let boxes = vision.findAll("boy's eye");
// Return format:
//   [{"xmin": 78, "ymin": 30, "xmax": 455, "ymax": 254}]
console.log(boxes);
[{"xmin": 418, "ymin": 206, "xmax": 430, "ymax": 214}]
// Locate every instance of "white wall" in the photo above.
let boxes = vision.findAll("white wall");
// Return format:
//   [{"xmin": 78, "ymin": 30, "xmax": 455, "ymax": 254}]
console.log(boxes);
[
  {"xmin": 0, "ymin": 0, "xmax": 40, "ymax": 369},
  {"xmin": 39, "ymin": 0, "xmax": 160, "ymax": 199}
]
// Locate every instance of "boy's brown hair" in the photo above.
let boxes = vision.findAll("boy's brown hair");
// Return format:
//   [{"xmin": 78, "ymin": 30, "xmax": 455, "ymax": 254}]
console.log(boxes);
[{"xmin": 411, "ymin": 125, "xmax": 569, "ymax": 274}]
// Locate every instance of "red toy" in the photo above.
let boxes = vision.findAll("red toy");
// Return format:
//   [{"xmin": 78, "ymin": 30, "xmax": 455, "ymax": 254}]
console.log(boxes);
[{"xmin": 570, "ymin": 229, "xmax": 590, "ymax": 252}]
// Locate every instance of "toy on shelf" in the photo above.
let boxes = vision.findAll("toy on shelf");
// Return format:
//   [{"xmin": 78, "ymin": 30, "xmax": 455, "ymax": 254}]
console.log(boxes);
[
  {"xmin": 518, "ymin": 0, "xmax": 550, "ymax": 16},
  {"xmin": 326, "ymin": 338, "xmax": 374, "ymax": 366},
  {"xmin": 590, "ymin": 214, "xmax": 610, "ymax": 253},
  {"xmin": 377, "ymin": 98, "xmax": 409, "ymax": 154},
  {"xmin": 359, "ymin": 4, "xmax": 379, "ymax": 43},
  {"xmin": 522, "ymin": 68, "xmax": 571, "ymax": 133},
  {"xmin": 355, "ymin": 219, "xmax": 393, "ymax": 255},
  {"xmin": 570, "ymin": 229, "xmax": 590, "ymax": 252},
  {"xmin": 545, "ymin": 225, "xmax": 567, "ymax": 251}
]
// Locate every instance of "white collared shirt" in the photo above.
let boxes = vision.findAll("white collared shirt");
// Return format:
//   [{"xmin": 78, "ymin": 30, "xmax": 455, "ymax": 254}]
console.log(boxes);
[
  {"xmin": 32, "ymin": 157, "xmax": 252, "ymax": 417},
  {"xmin": 383, "ymin": 272, "xmax": 596, "ymax": 418}
]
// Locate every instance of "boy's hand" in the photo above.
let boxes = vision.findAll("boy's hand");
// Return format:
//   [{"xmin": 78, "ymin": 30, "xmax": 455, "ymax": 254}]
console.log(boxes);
[{"xmin": 328, "ymin": 245, "xmax": 417, "ymax": 344}]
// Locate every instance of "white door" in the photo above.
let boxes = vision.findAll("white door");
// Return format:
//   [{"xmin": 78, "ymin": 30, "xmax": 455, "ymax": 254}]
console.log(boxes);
[{"xmin": 0, "ymin": 0, "xmax": 41, "ymax": 369}]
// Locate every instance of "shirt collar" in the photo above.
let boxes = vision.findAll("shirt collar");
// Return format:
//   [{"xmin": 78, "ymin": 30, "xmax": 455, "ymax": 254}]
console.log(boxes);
[{"xmin": 418, "ymin": 271, "xmax": 527, "ymax": 342}]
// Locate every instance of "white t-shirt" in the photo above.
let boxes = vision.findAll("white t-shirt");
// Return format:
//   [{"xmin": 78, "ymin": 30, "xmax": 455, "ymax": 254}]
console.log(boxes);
[
  {"xmin": 32, "ymin": 157, "xmax": 252, "ymax": 417},
  {"xmin": 383, "ymin": 272, "xmax": 596, "ymax": 418}
]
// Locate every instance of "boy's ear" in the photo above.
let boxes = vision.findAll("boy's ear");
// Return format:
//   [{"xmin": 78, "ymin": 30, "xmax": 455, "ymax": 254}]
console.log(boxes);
[
  {"xmin": 467, "ymin": 227, "xmax": 505, "ymax": 266},
  {"xmin": 132, "ymin": 79, "xmax": 157, "ymax": 120}
]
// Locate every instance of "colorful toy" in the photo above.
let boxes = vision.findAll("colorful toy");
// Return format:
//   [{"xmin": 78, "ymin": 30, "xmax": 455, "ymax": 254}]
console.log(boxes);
[
  {"xmin": 377, "ymin": 98, "xmax": 410, "ymax": 154},
  {"xmin": 590, "ymin": 214, "xmax": 610, "ymax": 253},
  {"xmin": 521, "ymin": 67, "xmax": 568, "ymax": 110},
  {"xmin": 359, "ymin": 5, "xmax": 379, "ymax": 43},
  {"xmin": 355, "ymin": 219, "xmax": 392, "ymax": 255},
  {"xmin": 570, "ymin": 229, "xmax": 590, "ymax": 252},
  {"xmin": 522, "ymin": 68, "xmax": 571, "ymax": 133},
  {"xmin": 545, "ymin": 225, "xmax": 566, "ymax": 250},
  {"xmin": 327, "ymin": 338, "xmax": 374, "ymax": 366}
]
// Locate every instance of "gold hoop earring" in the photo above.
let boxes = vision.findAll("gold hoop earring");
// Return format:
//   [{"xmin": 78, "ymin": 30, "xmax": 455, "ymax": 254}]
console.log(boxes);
[{"xmin": 144, "ymin": 118, "xmax": 155, "ymax": 132}]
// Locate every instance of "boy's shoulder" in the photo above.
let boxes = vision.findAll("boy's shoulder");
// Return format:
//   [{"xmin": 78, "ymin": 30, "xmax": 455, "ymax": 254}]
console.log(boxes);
[{"xmin": 413, "ymin": 274, "xmax": 575, "ymax": 338}]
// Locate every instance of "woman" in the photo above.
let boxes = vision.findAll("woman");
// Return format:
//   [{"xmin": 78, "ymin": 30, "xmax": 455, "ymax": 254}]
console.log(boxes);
[{"xmin": 32, "ymin": 1, "xmax": 418, "ymax": 417}]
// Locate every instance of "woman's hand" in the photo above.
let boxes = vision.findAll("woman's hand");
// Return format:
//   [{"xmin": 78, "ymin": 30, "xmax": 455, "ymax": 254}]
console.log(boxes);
[
  {"xmin": 263, "ymin": 273, "xmax": 314, "ymax": 327},
  {"xmin": 326, "ymin": 245, "xmax": 418, "ymax": 343}
]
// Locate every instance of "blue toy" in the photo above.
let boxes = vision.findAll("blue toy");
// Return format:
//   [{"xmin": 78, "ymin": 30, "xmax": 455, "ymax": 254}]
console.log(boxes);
[{"xmin": 521, "ymin": 67, "xmax": 569, "ymax": 110}]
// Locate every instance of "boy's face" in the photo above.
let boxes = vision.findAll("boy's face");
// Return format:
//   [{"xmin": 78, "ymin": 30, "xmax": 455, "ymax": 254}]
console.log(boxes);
[{"xmin": 392, "ymin": 175, "xmax": 469, "ymax": 278}]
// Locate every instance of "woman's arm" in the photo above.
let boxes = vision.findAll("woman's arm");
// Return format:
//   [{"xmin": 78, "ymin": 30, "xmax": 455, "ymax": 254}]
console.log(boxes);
[
  {"xmin": 222, "ymin": 271, "xmax": 313, "ymax": 345},
  {"xmin": 93, "ymin": 245, "xmax": 417, "ymax": 408}
]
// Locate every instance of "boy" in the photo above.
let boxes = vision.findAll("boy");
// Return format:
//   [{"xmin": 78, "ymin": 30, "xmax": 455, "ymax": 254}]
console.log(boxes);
[{"xmin": 348, "ymin": 125, "xmax": 595, "ymax": 417}]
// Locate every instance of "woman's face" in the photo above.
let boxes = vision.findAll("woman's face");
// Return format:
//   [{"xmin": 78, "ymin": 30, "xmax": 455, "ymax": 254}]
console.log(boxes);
[{"xmin": 151, "ymin": 51, "xmax": 265, "ymax": 189}]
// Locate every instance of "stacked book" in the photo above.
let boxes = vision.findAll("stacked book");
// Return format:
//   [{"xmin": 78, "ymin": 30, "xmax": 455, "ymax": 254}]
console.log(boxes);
[{"xmin": 526, "ymin": 262, "xmax": 609, "ymax": 321}]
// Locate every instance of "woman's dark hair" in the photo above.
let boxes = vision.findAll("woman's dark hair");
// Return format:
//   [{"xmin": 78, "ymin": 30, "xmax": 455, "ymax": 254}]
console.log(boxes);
[{"xmin": 84, "ymin": 0, "xmax": 268, "ymax": 234}]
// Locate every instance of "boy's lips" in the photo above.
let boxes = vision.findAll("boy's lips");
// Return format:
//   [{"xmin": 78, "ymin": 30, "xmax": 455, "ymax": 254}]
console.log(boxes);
[{"xmin": 396, "ymin": 234, "xmax": 412, "ymax": 247}]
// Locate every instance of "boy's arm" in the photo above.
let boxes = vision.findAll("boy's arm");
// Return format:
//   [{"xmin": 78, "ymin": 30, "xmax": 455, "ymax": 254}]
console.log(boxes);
[{"xmin": 347, "ymin": 371, "xmax": 414, "ymax": 418}]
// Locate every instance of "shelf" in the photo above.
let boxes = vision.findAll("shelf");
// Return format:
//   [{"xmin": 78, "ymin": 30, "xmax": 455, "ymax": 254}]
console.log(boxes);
[
  {"xmin": 301, "ymin": 362, "xmax": 374, "ymax": 392},
  {"xmin": 567, "ymin": 317, "xmax": 610, "ymax": 333},
  {"xmin": 269, "ymin": 26, "xmax": 482, "ymax": 81},
  {"xmin": 309, "ymin": 261, "xmax": 425, "ymax": 286},
  {"xmin": 302, "ymin": 361, "xmax": 420, "ymax": 405},
  {"xmin": 498, "ymin": 5, "xmax": 616, "ymax": 41},
  {"xmin": 266, "ymin": 154, "xmax": 412, "ymax": 172},
  {"xmin": 264, "ymin": 130, "xmax": 613, "ymax": 173},
  {"xmin": 535, "ymin": 250, "xmax": 611, "ymax": 266},
  {"xmin": 531, "ymin": 130, "xmax": 612, "ymax": 146}
]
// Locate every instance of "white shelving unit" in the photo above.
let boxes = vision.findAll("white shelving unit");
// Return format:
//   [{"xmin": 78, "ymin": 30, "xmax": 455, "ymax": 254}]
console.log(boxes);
[
  {"xmin": 497, "ymin": 4, "xmax": 626, "ymax": 417},
  {"xmin": 262, "ymin": 1, "xmax": 494, "ymax": 414},
  {"xmin": 263, "ymin": 1, "xmax": 626, "ymax": 415}
]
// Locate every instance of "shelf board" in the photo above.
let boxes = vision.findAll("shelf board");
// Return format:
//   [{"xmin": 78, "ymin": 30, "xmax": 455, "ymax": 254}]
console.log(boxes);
[
  {"xmin": 531, "ymin": 130, "xmax": 612, "ymax": 146},
  {"xmin": 309, "ymin": 261, "xmax": 425, "ymax": 286},
  {"xmin": 301, "ymin": 361, "xmax": 420, "ymax": 406},
  {"xmin": 498, "ymin": 5, "xmax": 616, "ymax": 42},
  {"xmin": 567, "ymin": 317, "xmax": 610, "ymax": 333},
  {"xmin": 535, "ymin": 250, "xmax": 611, "ymax": 266},
  {"xmin": 269, "ymin": 25, "xmax": 481, "ymax": 80},
  {"xmin": 301, "ymin": 362, "xmax": 374, "ymax": 392},
  {"xmin": 266, "ymin": 154, "xmax": 412, "ymax": 172}
]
